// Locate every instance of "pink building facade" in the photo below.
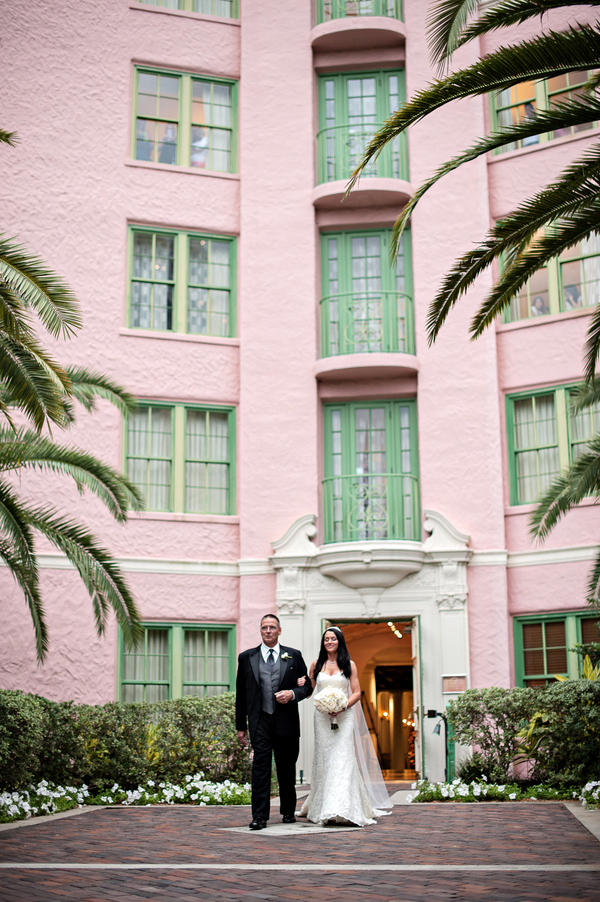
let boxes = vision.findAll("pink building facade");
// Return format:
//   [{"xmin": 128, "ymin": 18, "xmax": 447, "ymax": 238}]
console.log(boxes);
[{"xmin": 1, "ymin": 0, "xmax": 598, "ymax": 781}]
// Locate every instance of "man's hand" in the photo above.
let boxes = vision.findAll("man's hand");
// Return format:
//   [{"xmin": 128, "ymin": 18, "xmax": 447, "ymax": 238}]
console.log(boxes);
[
  {"xmin": 274, "ymin": 689, "xmax": 295, "ymax": 704},
  {"xmin": 237, "ymin": 730, "xmax": 249, "ymax": 747}
]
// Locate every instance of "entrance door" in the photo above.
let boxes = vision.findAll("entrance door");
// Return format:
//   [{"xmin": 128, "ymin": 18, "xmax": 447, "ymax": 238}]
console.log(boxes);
[{"xmin": 411, "ymin": 616, "xmax": 423, "ymax": 777}]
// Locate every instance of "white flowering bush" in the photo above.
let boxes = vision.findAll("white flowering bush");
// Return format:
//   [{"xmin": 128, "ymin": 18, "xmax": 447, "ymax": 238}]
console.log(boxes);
[
  {"xmin": 580, "ymin": 781, "xmax": 600, "ymax": 809},
  {"xmin": 406, "ymin": 777, "xmax": 580, "ymax": 804},
  {"xmin": 0, "ymin": 773, "xmax": 251, "ymax": 824}
]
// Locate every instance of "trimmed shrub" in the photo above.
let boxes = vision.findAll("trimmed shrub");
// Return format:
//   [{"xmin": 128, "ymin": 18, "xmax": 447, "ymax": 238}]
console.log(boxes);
[{"xmin": 0, "ymin": 690, "xmax": 251, "ymax": 792}]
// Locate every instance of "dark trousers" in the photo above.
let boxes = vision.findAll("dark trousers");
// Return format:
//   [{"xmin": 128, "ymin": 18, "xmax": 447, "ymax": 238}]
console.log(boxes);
[{"xmin": 251, "ymin": 712, "xmax": 299, "ymax": 820}]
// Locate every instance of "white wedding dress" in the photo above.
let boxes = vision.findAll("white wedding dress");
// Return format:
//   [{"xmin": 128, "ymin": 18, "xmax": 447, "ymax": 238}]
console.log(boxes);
[{"xmin": 299, "ymin": 672, "xmax": 392, "ymax": 827}]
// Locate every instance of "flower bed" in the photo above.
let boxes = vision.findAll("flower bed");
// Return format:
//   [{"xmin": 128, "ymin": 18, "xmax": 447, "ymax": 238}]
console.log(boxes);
[
  {"xmin": 0, "ymin": 774, "xmax": 251, "ymax": 824},
  {"xmin": 407, "ymin": 777, "xmax": 598, "ymax": 807}
]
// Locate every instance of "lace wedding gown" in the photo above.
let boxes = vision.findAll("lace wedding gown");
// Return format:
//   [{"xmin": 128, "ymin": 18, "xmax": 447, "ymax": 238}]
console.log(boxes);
[{"xmin": 299, "ymin": 672, "xmax": 391, "ymax": 827}]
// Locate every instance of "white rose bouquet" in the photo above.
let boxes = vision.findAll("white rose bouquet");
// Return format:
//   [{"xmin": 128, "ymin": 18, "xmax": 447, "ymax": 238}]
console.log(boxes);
[{"xmin": 313, "ymin": 686, "xmax": 347, "ymax": 730}]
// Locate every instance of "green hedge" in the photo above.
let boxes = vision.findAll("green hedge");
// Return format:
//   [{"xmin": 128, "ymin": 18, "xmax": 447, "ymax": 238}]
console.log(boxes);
[
  {"xmin": 0, "ymin": 690, "xmax": 251, "ymax": 792},
  {"xmin": 447, "ymin": 682, "xmax": 600, "ymax": 787}
]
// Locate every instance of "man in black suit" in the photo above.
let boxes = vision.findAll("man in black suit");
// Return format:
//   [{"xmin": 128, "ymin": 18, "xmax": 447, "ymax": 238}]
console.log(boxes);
[{"xmin": 236, "ymin": 613, "xmax": 312, "ymax": 830}]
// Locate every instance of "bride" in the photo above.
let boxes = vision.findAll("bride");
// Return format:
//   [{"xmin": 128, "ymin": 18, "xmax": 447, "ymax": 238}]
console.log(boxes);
[{"xmin": 298, "ymin": 626, "xmax": 392, "ymax": 826}]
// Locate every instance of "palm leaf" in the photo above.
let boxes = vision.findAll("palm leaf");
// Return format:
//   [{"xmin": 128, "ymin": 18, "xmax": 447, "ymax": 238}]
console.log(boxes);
[
  {"xmin": 585, "ymin": 551, "xmax": 600, "ymax": 608},
  {"xmin": 66, "ymin": 366, "xmax": 137, "ymax": 417},
  {"xmin": 0, "ymin": 537, "xmax": 47, "ymax": 663},
  {"xmin": 0, "ymin": 333, "xmax": 72, "ymax": 430},
  {"xmin": 530, "ymin": 434, "xmax": 600, "ymax": 540},
  {"xmin": 349, "ymin": 23, "xmax": 600, "ymax": 190},
  {"xmin": 0, "ymin": 130, "xmax": 18, "ymax": 147},
  {"xmin": 427, "ymin": 0, "xmax": 479, "ymax": 70},
  {"xmin": 437, "ymin": 0, "xmax": 600, "ymax": 61},
  {"xmin": 26, "ymin": 506, "xmax": 143, "ymax": 648},
  {"xmin": 0, "ymin": 234, "xmax": 82, "ymax": 339},
  {"xmin": 569, "ymin": 381, "xmax": 600, "ymax": 412},
  {"xmin": 584, "ymin": 302, "xmax": 600, "ymax": 382}
]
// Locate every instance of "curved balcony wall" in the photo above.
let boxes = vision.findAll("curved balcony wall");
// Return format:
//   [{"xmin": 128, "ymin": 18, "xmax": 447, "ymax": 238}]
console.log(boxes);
[
  {"xmin": 315, "ymin": 0, "xmax": 403, "ymax": 26},
  {"xmin": 312, "ymin": 3, "xmax": 406, "ymax": 54},
  {"xmin": 320, "ymin": 289, "xmax": 414, "ymax": 357},
  {"xmin": 322, "ymin": 472, "xmax": 420, "ymax": 544},
  {"xmin": 317, "ymin": 124, "xmax": 407, "ymax": 185}
]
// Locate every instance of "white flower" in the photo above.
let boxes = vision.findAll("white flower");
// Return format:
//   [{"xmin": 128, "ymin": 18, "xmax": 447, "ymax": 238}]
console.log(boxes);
[
  {"xmin": 313, "ymin": 687, "xmax": 347, "ymax": 715},
  {"xmin": 509, "ymin": 793, "xmax": 516, "ymax": 800}
]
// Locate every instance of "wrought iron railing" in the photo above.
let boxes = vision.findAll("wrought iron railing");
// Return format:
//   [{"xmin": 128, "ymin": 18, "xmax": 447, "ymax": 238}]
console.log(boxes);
[
  {"xmin": 316, "ymin": 123, "xmax": 408, "ymax": 184},
  {"xmin": 320, "ymin": 290, "xmax": 414, "ymax": 357},
  {"xmin": 316, "ymin": 0, "xmax": 403, "ymax": 24},
  {"xmin": 322, "ymin": 472, "xmax": 420, "ymax": 544}
]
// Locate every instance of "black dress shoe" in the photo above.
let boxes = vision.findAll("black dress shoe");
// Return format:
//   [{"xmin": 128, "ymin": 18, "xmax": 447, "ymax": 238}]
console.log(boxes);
[
  {"xmin": 249, "ymin": 817, "xmax": 268, "ymax": 830},
  {"xmin": 282, "ymin": 814, "xmax": 296, "ymax": 824}
]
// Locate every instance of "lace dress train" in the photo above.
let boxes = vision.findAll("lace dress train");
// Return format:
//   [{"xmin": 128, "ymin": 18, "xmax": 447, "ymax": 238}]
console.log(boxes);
[{"xmin": 299, "ymin": 672, "xmax": 390, "ymax": 827}]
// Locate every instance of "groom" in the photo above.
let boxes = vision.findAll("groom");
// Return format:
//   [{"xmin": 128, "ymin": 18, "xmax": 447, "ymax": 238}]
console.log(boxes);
[{"xmin": 236, "ymin": 613, "xmax": 312, "ymax": 830}]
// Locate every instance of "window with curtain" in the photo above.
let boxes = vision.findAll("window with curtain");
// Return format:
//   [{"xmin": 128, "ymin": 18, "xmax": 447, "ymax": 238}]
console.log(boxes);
[
  {"xmin": 126, "ymin": 403, "xmax": 235, "ymax": 514},
  {"xmin": 514, "ymin": 613, "xmax": 599, "ymax": 686},
  {"xmin": 491, "ymin": 71, "xmax": 596, "ymax": 154},
  {"xmin": 133, "ymin": 68, "xmax": 237, "ymax": 172},
  {"xmin": 317, "ymin": 70, "xmax": 407, "ymax": 183},
  {"xmin": 502, "ymin": 230, "xmax": 600, "ymax": 324},
  {"xmin": 320, "ymin": 228, "xmax": 413, "ymax": 357},
  {"xmin": 137, "ymin": 0, "xmax": 238, "ymax": 14},
  {"xmin": 507, "ymin": 385, "xmax": 600, "ymax": 505},
  {"xmin": 120, "ymin": 624, "xmax": 235, "ymax": 701},
  {"xmin": 129, "ymin": 227, "xmax": 235, "ymax": 337},
  {"xmin": 322, "ymin": 400, "xmax": 419, "ymax": 543}
]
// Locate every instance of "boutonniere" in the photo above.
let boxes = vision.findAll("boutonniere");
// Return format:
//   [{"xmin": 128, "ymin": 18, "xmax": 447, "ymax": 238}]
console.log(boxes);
[{"xmin": 281, "ymin": 652, "xmax": 292, "ymax": 661}]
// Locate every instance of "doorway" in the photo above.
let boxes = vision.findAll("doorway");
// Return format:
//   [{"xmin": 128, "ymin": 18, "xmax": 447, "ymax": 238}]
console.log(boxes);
[{"xmin": 334, "ymin": 620, "xmax": 418, "ymax": 780}]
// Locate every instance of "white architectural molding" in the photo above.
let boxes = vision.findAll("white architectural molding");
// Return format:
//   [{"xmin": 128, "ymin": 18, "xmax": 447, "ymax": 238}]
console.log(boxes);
[
  {"xmin": 314, "ymin": 541, "xmax": 424, "ymax": 591},
  {"xmin": 270, "ymin": 514, "xmax": 318, "ymax": 566},
  {"xmin": 436, "ymin": 593, "xmax": 467, "ymax": 611},
  {"xmin": 468, "ymin": 550, "xmax": 509, "ymax": 567},
  {"xmin": 507, "ymin": 544, "xmax": 600, "ymax": 567},
  {"xmin": 2, "ymin": 554, "xmax": 271, "ymax": 577},
  {"xmin": 423, "ymin": 510, "xmax": 472, "ymax": 563}
]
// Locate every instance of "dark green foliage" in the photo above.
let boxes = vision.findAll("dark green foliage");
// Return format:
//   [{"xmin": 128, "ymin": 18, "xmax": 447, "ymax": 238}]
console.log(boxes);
[
  {"xmin": 447, "ymin": 683, "xmax": 600, "ymax": 786},
  {"xmin": 0, "ymin": 690, "xmax": 251, "ymax": 792}
]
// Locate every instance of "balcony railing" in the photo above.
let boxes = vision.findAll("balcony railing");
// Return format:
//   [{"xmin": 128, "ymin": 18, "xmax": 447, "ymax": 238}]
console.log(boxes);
[
  {"xmin": 320, "ymin": 290, "xmax": 414, "ymax": 357},
  {"xmin": 322, "ymin": 472, "xmax": 420, "ymax": 544},
  {"xmin": 316, "ymin": 0, "xmax": 403, "ymax": 24},
  {"xmin": 316, "ymin": 124, "xmax": 408, "ymax": 184}
]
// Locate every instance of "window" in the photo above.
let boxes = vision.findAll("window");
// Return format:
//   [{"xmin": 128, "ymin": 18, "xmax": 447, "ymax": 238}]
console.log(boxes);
[
  {"xmin": 322, "ymin": 400, "xmax": 419, "ymax": 543},
  {"xmin": 126, "ymin": 403, "xmax": 235, "ymax": 514},
  {"xmin": 129, "ymin": 227, "xmax": 236, "ymax": 336},
  {"xmin": 316, "ymin": 0, "xmax": 402, "ymax": 23},
  {"xmin": 492, "ymin": 71, "xmax": 596, "ymax": 154},
  {"xmin": 506, "ymin": 385, "xmax": 600, "ymax": 505},
  {"xmin": 320, "ymin": 229, "xmax": 413, "ymax": 357},
  {"xmin": 119, "ymin": 623, "xmax": 236, "ymax": 702},
  {"xmin": 514, "ymin": 613, "xmax": 599, "ymax": 686},
  {"xmin": 133, "ymin": 68, "xmax": 237, "ymax": 172},
  {"xmin": 317, "ymin": 70, "xmax": 407, "ymax": 183},
  {"xmin": 503, "ymin": 232, "xmax": 600, "ymax": 323},
  {"xmin": 137, "ymin": 0, "xmax": 238, "ymax": 15}
]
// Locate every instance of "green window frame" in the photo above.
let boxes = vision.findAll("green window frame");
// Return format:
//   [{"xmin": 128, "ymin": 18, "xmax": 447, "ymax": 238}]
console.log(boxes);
[
  {"xmin": 137, "ymin": 0, "xmax": 239, "ymax": 15},
  {"xmin": 491, "ymin": 71, "xmax": 597, "ymax": 155},
  {"xmin": 118, "ymin": 622, "xmax": 236, "ymax": 702},
  {"xmin": 320, "ymin": 228, "xmax": 414, "ymax": 357},
  {"xmin": 514, "ymin": 612, "xmax": 599, "ymax": 686},
  {"xmin": 502, "ymin": 230, "xmax": 600, "ymax": 324},
  {"xmin": 322, "ymin": 399, "xmax": 420, "ymax": 543},
  {"xmin": 133, "ymin": 67, "xmax": 238, "ymax": 172},
  {"xmin": 128, "ymin": 226, "xmax": 236, "ymax": 337},
  {"xmin": 125, "ymin": 402, "xmax": 236, "ymax": 514},
  {"xmin": 506, "ymin": 384, "xmax": 600, "ymax": 505},
  {"xmin": 317, "ymin": 70, "xmax": 408, "ymax": 183},
  {"xmin": 316, "ymin": 0, "xmax": 402, "ymax": 24}
]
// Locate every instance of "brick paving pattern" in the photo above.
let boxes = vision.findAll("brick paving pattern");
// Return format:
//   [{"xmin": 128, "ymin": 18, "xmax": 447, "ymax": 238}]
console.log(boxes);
[{"xmin": 1, "ymin": 802, "xmax": 599, "ymax": 901}]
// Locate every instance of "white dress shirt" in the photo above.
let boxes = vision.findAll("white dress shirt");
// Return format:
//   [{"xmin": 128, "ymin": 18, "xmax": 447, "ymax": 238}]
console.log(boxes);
[{"xmin": 260, "ymin": 642, "xmax": 280, "ymax": 663}]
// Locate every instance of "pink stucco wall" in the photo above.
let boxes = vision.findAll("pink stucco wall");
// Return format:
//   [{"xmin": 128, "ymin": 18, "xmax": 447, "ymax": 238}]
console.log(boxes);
[{"xmin": 0, "ymin": 1, "xmax": 597, "ymax": 705}]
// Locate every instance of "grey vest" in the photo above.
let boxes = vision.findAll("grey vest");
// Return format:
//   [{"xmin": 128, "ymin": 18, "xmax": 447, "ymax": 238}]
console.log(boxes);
[{"xmin": 259, "ymin": 650, "xmax": 281, "ymax": 714}]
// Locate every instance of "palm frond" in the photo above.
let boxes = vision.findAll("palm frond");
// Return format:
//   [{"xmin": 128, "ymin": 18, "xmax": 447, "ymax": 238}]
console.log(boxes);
[
  {"xmin": 27, "ymin": 506, "xmax": 143, "ymax": 648},
  {"xmin": 0, "ymin": 334, "xmax": 72, "ymax": 430},
  {"xmin": 469, "ymin": 204, "xmax": 600, "ymax": 336},
  {"xmin": 569, "ymin": 381, "xmax": 600, "ymax": 412},
  {"xmin": 65, "ymin": 366, "xmax": 137, "ymax": 417},
  {"xmin": 0, "ymin": 477, "xmax": 40, "ymax": 573},
  {"xmin": 427, "ymin": 0, "xmax": 479, "ymax": 70},
  {"xmin": 348, "ymin": 23, "xmax": 600, "ymax": 190},
  {"xmin": 0, "ymin": 234, "xmax": 82, "ymax": 339},
  {"xmin": 0, "ymin": 130, "xmax": 18, "ymax": 147},
  {"xmin": 530, "ymin": 434, "xmax": 600, "ymax": 540},
  {"xmin": 441, "ymin": 1, "xmax": 600, "ymax": 60},
  {"xmin": 584, "ymin": 551, "xmax": 600, "ymax": 608},
  {"xmin": 0, "ymin": 535, "xmax": 47, "ymax": 663},
  {"xmin": 584, "ymin": 302, "xmax": 600, "ymax": 382},
  {"xmin": 0, "ymin": 427, "xmax": 144, "ymax": 519}
]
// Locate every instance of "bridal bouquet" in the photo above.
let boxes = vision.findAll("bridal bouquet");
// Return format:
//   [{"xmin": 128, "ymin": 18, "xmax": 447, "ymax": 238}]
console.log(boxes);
[{"xmin": 313, "ymin": 687, "xmax": 347, "ymax": 730}]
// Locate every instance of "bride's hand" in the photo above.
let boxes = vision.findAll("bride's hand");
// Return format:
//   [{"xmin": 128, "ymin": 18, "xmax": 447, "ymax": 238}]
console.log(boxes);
[{"xmin": 297, "ymin": 675, "xmax": 306, "ymax": 687}]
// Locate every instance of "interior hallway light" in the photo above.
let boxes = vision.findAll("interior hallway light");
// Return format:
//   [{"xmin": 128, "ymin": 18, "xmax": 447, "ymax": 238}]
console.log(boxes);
[{"xmin": 387, "ymin": 621, "xmax": 403, "ymax": 639}]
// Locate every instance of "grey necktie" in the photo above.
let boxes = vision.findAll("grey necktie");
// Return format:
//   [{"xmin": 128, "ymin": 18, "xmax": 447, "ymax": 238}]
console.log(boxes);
[{"xmin": 267, "ymin": 649, "xmax": 275, "ymax": 672}]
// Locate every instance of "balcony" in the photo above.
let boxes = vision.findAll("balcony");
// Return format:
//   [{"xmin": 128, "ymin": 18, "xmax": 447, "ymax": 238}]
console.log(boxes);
[
  {"xmin": 316, "ymin": 0, "xmax": 403, "ymax": 24},
  {"xmin": 322, "ymin": 472, "xmax": 420, "ymax": 544},
  {"xmin": 320, "ymin": 290, "xmax": 414, "ymax": 355},
  {"xmin": 315, "ymin": 125, "xmax": 410, "ymax": 209}
]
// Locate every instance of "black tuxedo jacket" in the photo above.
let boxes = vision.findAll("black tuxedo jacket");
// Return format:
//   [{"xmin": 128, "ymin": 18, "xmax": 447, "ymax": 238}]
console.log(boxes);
[{"xmin": 235, "ymin": 645, "xmax": 312, "ymax": 740}]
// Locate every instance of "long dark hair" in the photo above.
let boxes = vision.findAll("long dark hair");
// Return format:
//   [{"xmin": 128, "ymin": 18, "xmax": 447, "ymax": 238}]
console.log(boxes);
[{"xmin": 313, "ymin": 626, "xmax": 352, "ymax": 679}]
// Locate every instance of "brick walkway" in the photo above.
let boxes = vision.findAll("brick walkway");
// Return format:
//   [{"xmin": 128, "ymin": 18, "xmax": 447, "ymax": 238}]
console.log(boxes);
[{"xmin": 1, "ymin": 801, "xmax": 599, "ymax": 901}]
